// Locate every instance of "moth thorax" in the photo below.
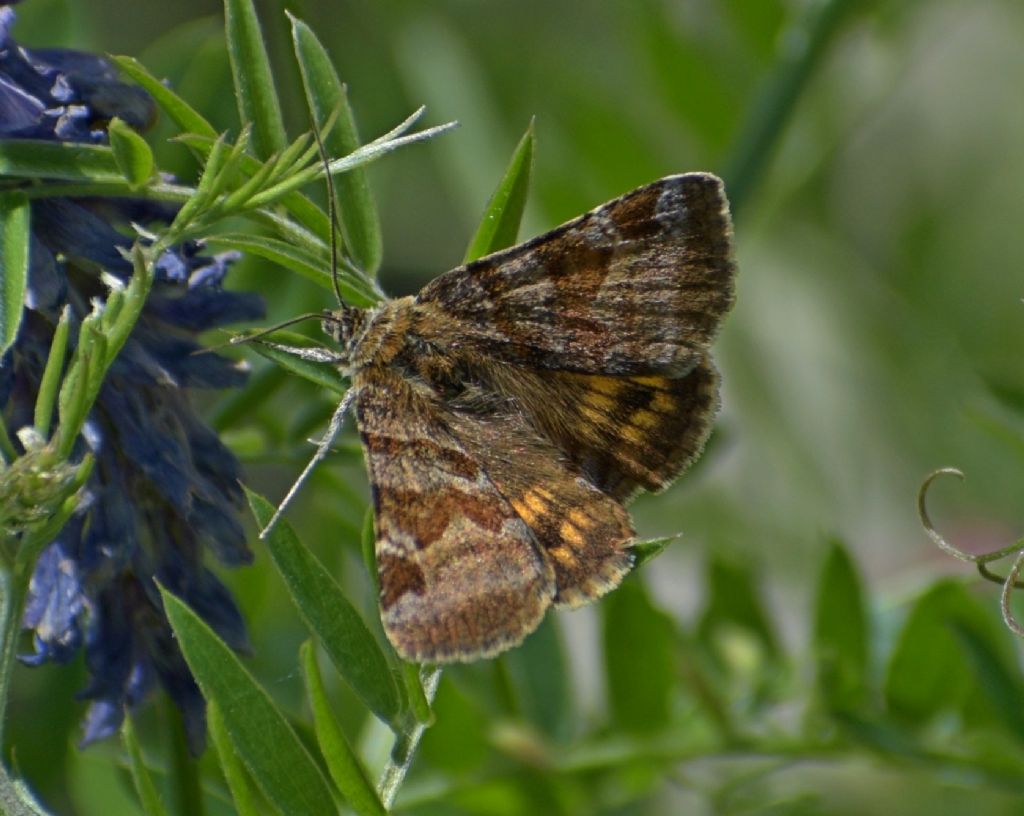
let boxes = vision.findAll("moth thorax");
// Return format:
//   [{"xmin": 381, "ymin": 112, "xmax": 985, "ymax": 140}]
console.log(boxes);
[{"xmin": 323, "ymin": 306, "xmax": 367, "ymax": 354}]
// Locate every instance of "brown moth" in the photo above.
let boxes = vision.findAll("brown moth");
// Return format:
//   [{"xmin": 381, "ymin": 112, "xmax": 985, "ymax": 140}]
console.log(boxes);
[{"xmin": 270, "ymin": 173, "xmax": 736, "ymax": 663}]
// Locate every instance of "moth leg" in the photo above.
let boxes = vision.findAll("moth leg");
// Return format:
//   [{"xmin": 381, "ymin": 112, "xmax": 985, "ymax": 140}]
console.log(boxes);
[
  {"xmin": 259, "ymin": 386, "xmax": 358, "ymax": 539},
  {"xmin": 258, "ymin": 341, "xmax": 346, "ymax": 364}
]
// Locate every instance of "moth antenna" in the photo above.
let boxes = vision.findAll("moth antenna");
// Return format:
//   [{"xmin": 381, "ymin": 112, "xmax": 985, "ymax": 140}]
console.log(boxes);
[
  {"xmin": 192, "ymin": 311, "xmax": 332, "ymax": 356},
  {"xmin": 310, "ymin": 110, "xmax": 346, "ymax": 310},
  {"xmin": 260, "ymin": 385, "xmax": 358, "ymax": 539}
]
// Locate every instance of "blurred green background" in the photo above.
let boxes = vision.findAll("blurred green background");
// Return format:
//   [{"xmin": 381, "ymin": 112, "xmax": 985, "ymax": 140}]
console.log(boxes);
[{"xmin": 7, "ymin": 0, "xmax": 1024, "ymax": 814}]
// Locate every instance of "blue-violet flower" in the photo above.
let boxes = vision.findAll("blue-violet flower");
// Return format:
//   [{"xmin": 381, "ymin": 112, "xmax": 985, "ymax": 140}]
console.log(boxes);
[{"xmin": 1, "ymin": 3, "xmax": 263, "ymax": 751}]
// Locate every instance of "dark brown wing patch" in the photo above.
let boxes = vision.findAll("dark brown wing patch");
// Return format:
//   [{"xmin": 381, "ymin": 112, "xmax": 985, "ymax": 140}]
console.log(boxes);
[
  {"xmin": 543, "ymin": 361, "xmax": 720, "ymax": 500},
  {"xmin": 415, "ymin": 173, "xmax": 735, "ymax": 376},
  {"xmin": 451, "ymin": 355, "xmax": 720, "ymax": 501}
]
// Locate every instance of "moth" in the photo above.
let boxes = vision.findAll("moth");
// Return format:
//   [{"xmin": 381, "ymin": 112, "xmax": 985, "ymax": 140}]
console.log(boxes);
[{"xmin": 267, "ymin": 173, "xmax": 736, "ymax": 663}]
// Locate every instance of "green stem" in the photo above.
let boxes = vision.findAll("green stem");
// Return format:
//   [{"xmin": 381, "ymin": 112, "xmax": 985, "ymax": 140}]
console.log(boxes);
[
  {"xmin": 165, "ymin": 697, "xmax": 204, "ymax": 816},
  {"xmin": 0, "ymin": 565, "xmax": 28, "ymax": 751},
  {"xmin": 0, "ymin": 414, "xmax": 17, "ymax": 464},
  {"xmin": 0, "ymin": 459, "xmax": 93, "ymax": 746},
  {"xmin": 378, "ymin": 667, "xmax": 442, "ymax": 809},
  {"xmin": 723, "ymin": 0, "xmax": 858, "ymax": 215},
  {"xmin": 398, "ymin": 735, "xmax": 1024, "ymax": 810},
  {"xmin": 400, "ymin": 662, "xmax": 433, "ymax": 725},
  {"xmin": 20, "ymin": 181, "xmax": 192, "ymax": 203}
]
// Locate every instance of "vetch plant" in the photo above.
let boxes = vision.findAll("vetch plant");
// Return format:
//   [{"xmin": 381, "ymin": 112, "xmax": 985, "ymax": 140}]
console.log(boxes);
[
  {"xmin": 0, "ymin": 1, "xmax": 453, "ymax": 811},
  {"xmin": 0, "ymin": 1, "xmax": 262, "ymax": 754}
]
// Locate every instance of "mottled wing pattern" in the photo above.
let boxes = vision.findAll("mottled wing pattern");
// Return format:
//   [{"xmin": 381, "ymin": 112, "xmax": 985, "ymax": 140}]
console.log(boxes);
[
  {"xmin": 442, "ymin": 401, "xmax": 635, "ymax": 608},
  {"xmin": 496, "ymin": 360, "xmax": 720, "ymax": 500},
  {"xmin": 416, "ymin": 173, "xmax": 735, "ymax": 377},
  {"xmin": 353, "ymin": 365, "xmax": 555, "ymax": 662}
]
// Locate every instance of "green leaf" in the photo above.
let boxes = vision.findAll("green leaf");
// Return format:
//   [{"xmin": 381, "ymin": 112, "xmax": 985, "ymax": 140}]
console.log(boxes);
[
  {"xmin": 884, "ymin": 579, "xmax": 1014, "ymax": 724},
  {"xmin": 813, "ymin": 538, "xmax": 868, "ymax": 711},
  {"xmin": 246, "ymin": 487, "xmax": 403, "ymax": 727},
  {"xmin": 163, "ymin": 699, "xmax": 203, "ymax": 816},
  {"xmin": 0, "ymin": 191, "xmax": 29, "ymax": 356},
  {"xmin": 108, "ymin": 117, "xmax": 154, "ymax": 189},
  {"xmin": 188, "ymin": 128, "xmax": 252, "ymax": 211},
  {"xmin": 211, "ymin": 363, "xmax": 287, "ymax": 433},
  {"xmin": 300, "ymin": 642, "xmax": 388, "ymax": 816},
  {"xmin": 950, "ymin": 618, "xmax": 1024, "ymax": 744},
  {"xmin": 602, "ymin": 575, "xmax": 676, "ymax": 734},
  {"xmin": 159, "ymin": 585, "xmax": 336, "ymax": 816},
  {"xmin": 722, "ymin": 0, "xmax": 861, "ymax": 214},
  {"xmin": 502, "ymin": 615, "xmax": 573, "ymax": 742},
  {"xmin": 224, "ymin": 0, "xmax": 288, "ymax": 160},
  {"xmin": 631, "ymin": 535, "xmax": 678, "ymax": 569},
  {"xmin": 463, "ymin": 121, "xmax": 534, "ymax": 263},
  {"xmin": 829, "ymin": 710, "xmax": 927, "ymax": 759},
  {"xmin": 111, "ymin": 55, "xmax": 219, "ymax": 140},
  {"xmin": 208, "ymin": 701, "xmax": 262, "ymax": 816},
  {"xmin": 696, "ymin": 552, "xmax": 782, "ymax": 679},
  {"xmin": 697, "ymin": 554, "xmax": 780, "ymax": 665},
  {"xmin": 175, "ymin": 134, "xmax": 334, "ymax": 245},
  {"xmin": 209, "ymin": 233, "xmax": 375, "ymax": 307},
  {"xmin": 122, "ymin": 716, "xmax": 170, "ymax": 816},
  {"xmin": 318, "ymin": 115, "xmax": 456, "ymax": 186},
  {"xmin": 55, "ymin": 328, "xmax": 92, "ymax": 459},
  {"xmin": 246, "ymin": 117, "xmax": 457, "ymax": 212},
  {"xmin": 0, "ymin": 140, "xmax": 121, "ymax": 182},
  {"xmin": 291, "ymin": 14, "xmax": 383, "ymax": 275}
]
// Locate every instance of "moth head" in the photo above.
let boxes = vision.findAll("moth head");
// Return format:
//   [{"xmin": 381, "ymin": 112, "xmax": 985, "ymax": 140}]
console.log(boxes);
[{"xmin": 323, "ymin": 304, "xmax": 368, "ymax": 358}]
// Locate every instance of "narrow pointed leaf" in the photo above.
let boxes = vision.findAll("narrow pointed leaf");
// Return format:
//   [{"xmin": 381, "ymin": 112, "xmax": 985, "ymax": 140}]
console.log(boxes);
[
  {"xmin": 0, "ymin": 141, "xmax": 120, "ymax": 182},
  {"xmin": 630, "ymin": 535, "xmax": 678, "ymax": 569},
  {"xmin": 175, "ymin": 134, "xmax": 333, "ymax": 242},
  {"xmin": 502, "ymin": 615, "xmax": 573, "ymax": 742},
  {"xmin": 291, "ymin": 15, "xmax": 382, "ymax": 275},
  {"xmin": 697, "ymin": 555, "xmax": 780, "ymax": 662},
  {"xmin": 224, "ymin": 0, "xmax": 287, "ymax": 160},
  {"xmin": 34, "ymin": 306, "xmax": 71, "ymax": 437},
  {"xmin": 208, "ymin": 701, "xmax": 261, "ymax": 816},
  {"xmin": 301, "ymin": 642, "xmax": 388, "ymax": 816},
  {"xmin": 111, "ymin": 55, "xmax": 218, "ymax": 139},
  {"xmin": 122, "ymin": 716, "xmax": 170, "ymax": 816},
  {"xmin": 245, "ymin": 488, "xmax": 403, "ymax": 727},
  {"xmin": 813, "ymin": 539, "xmax": 868, "ymax": 711},
  {"xmin": 159, "ymin": 586, "xmax": 336, "ymax": 816},
  {"xmin": 602, "ymin": 575, "xmax": 676, "ymax": 733},
  {"xmin": 0, "ymin": 191, "xmax": 29, "ymax": 356},
  {"xmin": 321, "ymin": 121, "xmax": 458, "ymax": 187},
  {"xmin": 884, "ymin": 580, "xmax": 1015, "ymax": 723},
  {"xmin": 463, "ymin": 121, "xmax": 534, "ymax": 263},
  {"xmin": 209, "ymin": 233, "xmax": 376, "ymax": 306},
  {"xmin": 950, "ymin": 618, "xmax": 1024, "ymax": 743}
]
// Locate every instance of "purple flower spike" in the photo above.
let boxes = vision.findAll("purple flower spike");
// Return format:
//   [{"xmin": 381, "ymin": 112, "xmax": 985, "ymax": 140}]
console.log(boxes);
[{"xmin": 2, "ymin": 5, "xmax": 263, "ymax": 752}]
